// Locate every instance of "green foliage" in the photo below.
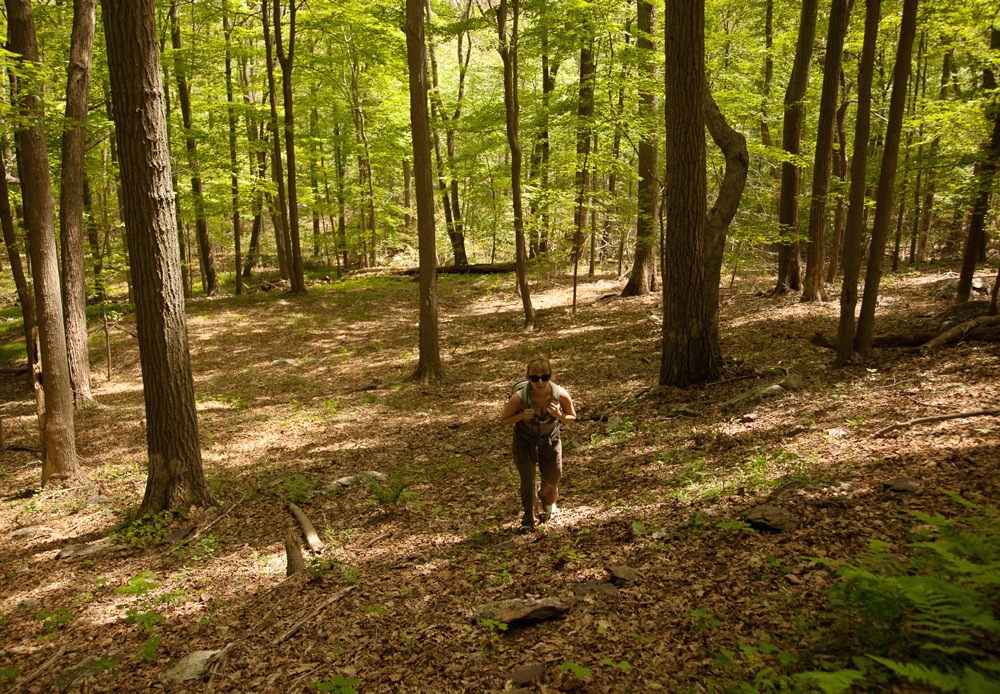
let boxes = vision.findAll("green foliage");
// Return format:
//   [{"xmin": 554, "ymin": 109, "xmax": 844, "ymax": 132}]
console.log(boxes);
[
  {"xmin": 478, "ymin": 618, "xmax": 508, "ymax": 635},
  {"xmin": 559, "ymin": 662, "xmax": 592, "ymax": 679},
  {"xmin": 36, "ymin": 607, "xmax": 73, "ymax": 634},
  {"xmin": 112, "ymin": 512, "xmax": 172, "ymax": 549},
  {"xmin": 125, "ymin": 607, "xmax": 166, "ymax": 631},
  {"xmin": 134, "ymin": 635, "xmax": 162, "ymax": 663},
  {"xmin": 114, "ymin": 571, "xmax": 160, "ymax": 596},
  {"xmin": 800, "ymin": 494, "xmax": 1000, "ymax": 692},
  {"xmin": 717, "ymin": 520, "xmax": 754, "ymax": 534},
  {"xmin": 361, "ymin": 472, "xmax": 413, "ymax": 507},
  {"xmin": 0, "ymin": 668, "xmax": 20, "ymax": 686},
  {"xmin": 685, "ymin": 608, "xmax": 723, "ymax": 631},
  {"xmin": 275, "ymin": 475, "xmax": 316, "ymax": 503},
  {"xmin": 309, "ymin": 674, "xmax": 361, "ymax": 693}
]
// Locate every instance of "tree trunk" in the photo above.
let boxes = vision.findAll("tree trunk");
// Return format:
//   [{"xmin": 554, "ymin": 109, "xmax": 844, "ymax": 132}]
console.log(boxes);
[
  {"xmin": 169, "ymin": 0, "xmax": 217, "ymax": 296},
  {"xmin": 102, "ymin": 0, "xmax": 216, "ymax": 513},
  {"xmin": 334, "ymin": 122, "xmax": 349, "ymax": 269},
  {"xmin": 263, "ymin": 0, "xmax": 291, "ymax": 280},
  {"xmin": 956, "ymin": 29, "xmax": 1000, "ymax": 303},
  {"xmin": 836, "ymin": 2, "xmax": 880, "ymax": 364},
  {"xmin": 854, "ymin": 0, "xmax": 918, "ymax": 358},
  {"xmin": 801, "ymin": 0, "xmax": 850, "ymax": 301},
  {"xmin": 0, "ymin": 142, "xmax": 37, "ymax": 388},
  {"xmin": 773, "ymin": 0, "xmax": 818, "ymax": 295},
  {"xmin": 309, "ymin": 103, "xmax": 322, "ymax": 258},
  {"xmin": 6, "ymin": 0, "xmax": 81, "ymax": 485},
  {"xmin": 572, "ymin": 37, "xmax": 596, "ymax": 313},
  {"xmin": 240, "ymin": 57, "xmax": 266, "ymax": 280},
  {"xmin": 496, "ymin": 0, "xmax": 535, "ymax": 330},
  {"xmin": 403, "ymin": 158, "xmax": 413, "ymax": 235},
  {"xmin": 223, "ymin": 4, "xmax": 243, "ymax": 296},
  {"xmin": 661, "ymin": 0, "xmax": 718, "ymax": 386},
  {"xmin": 405, "ymin": 0, "xmax": 443, "ymax": 382},
  {"xmin": 622, "ymin": 0, "xmax": 658, "ymax": 297},
  {"xmin": 826, "ymin": 78, "xmax": 851, "ymax": 284},
  {"xmin": 275, "ymin": 0, "xmax": 307, "ymax": 294},
  {"xmin": 59, "ymin": 0, "xmax": 97, "ymax": 406}
]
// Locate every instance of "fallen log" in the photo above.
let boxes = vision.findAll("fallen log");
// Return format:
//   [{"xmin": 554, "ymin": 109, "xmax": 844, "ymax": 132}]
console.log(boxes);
[
  {"xmin": 287, "ymin": 503, "xmax": 324, "ymax": 553},
  {"xmin": 920, "ymin": 315, "xmax": 1000, "ymax": 352},
  {"xmin": 810, "ymin": 332, "xmax": 936, "ymax": 349},
  {"xmin": 285, "ymin": 529, "xmax": 306, "ymax": 576},
  {"xmin": 873, "ymin": 409, "xmax": 1000, "ymax": 437},
  {"xmin": 398, "ymin": 262, "xmax": 516, "ymax": 276}
]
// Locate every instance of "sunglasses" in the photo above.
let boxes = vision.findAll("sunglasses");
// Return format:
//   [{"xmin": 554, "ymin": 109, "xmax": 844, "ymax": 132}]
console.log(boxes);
[{"xmin": 529, "ymin": 374, "xmax": 551, "ymax": 383}]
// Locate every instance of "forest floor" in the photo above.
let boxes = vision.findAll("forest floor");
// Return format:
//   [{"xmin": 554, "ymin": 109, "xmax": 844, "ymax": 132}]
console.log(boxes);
[{"xmin": 0, "ymin": 264, "xmax": 998, "ymax": 693}]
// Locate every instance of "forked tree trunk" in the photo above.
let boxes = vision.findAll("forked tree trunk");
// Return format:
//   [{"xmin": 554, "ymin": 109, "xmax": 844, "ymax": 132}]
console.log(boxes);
[
  {"xmin": 801, "ymin": 0, "xmax": 850, "ymax": 301},
  {"xmin": 263, "ymin": 0, "xmax": 292, "ymax": 280},
  {"xmin": 854, "ymin": 0, "xmax": 919, "ymax": 359},
  {"xmin": 496, "ymin": 0, "xmax": 535, "ymax": 330},
  {"xmin": 275, "ymin": 0, "xmax": 306, "ymax": 294},
  {"xmin": 60, "ymin": 0, "xmax": 97, "ymax": 406},
  {"xmin": 102, "ymin": 0, "xmax": 216, "ymax": 514},
  {"xmin": 773, "ymin": 0, "xmax": 818, "ymax": 295},
  {"xmin": 622, "ymin": 0, "xmax": 658, "ymax": 297},
  {"xmin": 826, "ymin": 81, "xmax": 851, "ymax": 284},
  {"xmin": 405, "ymin": 0, "xmax": 443, "ymax": 382},
  {"xmin": 0, "ymin": 142, "xmax": 37, "ymax": 388},
  {"xmin": 6, "ymin": 0, "xmax": 81, "ymax": 485},
  {"xmin": 836, "ymin": 0, "xmax": 881, "ymax": 366}
]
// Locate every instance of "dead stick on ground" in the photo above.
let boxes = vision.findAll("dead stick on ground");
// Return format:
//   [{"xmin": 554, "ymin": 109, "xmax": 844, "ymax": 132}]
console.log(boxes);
[
  {"xmin": 176, "ymin": 497, "xmax": 244, "ymax": 548},
  {"xmin": 873, "ymin": 409, "xmax": 1000, "ymax": 437},
  {"xmin": 287, "ymin": 502, "xmax": 325, "ymax": 553},
  {"xmin": 19, "ymin": 645, "xmax": 66, "ymax": 687},
  {"xmin": 272, "ymin": 585, "xmax": 356, "ymax": 645},
  {"xmin": 359, "ymin": 530, "xmax": 392, "ymax": 550}
]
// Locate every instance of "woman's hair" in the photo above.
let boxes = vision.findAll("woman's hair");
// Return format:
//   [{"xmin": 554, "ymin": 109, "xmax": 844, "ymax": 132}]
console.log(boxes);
[{"xmin": 526, "ymin": 356, "xmax": 552, "ymax": 377}]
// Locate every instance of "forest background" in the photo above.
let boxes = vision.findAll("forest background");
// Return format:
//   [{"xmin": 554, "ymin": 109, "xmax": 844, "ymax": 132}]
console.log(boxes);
[{"xmin": 1, "ymin": 0, "xmax": 999, "ymax": 691}]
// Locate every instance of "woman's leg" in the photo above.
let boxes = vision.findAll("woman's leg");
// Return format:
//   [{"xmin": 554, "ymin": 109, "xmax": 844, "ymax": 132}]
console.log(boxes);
[
  {"xmin": 537, "ymin": 438, "xmax": 562, "ymax": 512},
  {"xmin": 511, "ymin": 440, "xmax": 538, "ymax": 527}
]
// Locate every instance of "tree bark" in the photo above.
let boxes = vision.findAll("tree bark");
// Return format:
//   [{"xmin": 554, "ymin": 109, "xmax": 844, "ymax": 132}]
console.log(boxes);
[
  {"xmin": 405, "ymin": 0, "xmax": 443, "ymax": 382},
  {"xmin": 853, "ymin": 0, "xmax": 919, "ymax": 359},
  {"xmin": 622, "ymin": 0, "xmax": 658, "ymax": 297},
  {"xmin": 661, "ymin": 0, "xmax": 718, "ymax": 386},
  {"xmin": 59, "ymin": 0, "xmax": 97, "ymax": 406},
  {"xmin": 572, "ymin": 35, "xmax": 596, "ymax": 313},
  {"xmin": 495, "ymin": 0, "xmax": 535, "ymax": 330},
  {"xmin": 773, "ymin": 0, "xmax": 818, "ymax": 295},
  {"xmin": 956, "ymin": 29, "xmax": 1000, "ymax": 303},
  {"xmin": 169, "ymin": 0, "xmax": 218, "ymax": 296},
  {"xmin": 223, "ymin": 4, "xmax": 243, "ymax": 296},
  {"xmin": 825, "ymin": 77, "xmax": 851, "ymax": 284},
  {"xmin": 102, "ymin": 0, "xmax": 216, "ymax": 513},
  {"xmin": 263, "ymin": 0, "xmax": 292, "ymax": 280},
  {"xmin": 6, "ymin": 0, "xmax": 81, "ymax": 485},
  {"xmin": 275, "ymin": 0, "xmax": 307, "ymax": 294},
  {"xmin": 0, "ymin": 143, "xmax": 36, "ymax": 388},
  {"xmin": 801, "ymin": 0, "xmax": 850, "ymax": 301}
]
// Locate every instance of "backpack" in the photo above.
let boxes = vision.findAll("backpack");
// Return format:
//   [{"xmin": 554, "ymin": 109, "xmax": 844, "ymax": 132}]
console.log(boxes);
[{"xmin": 512, "ymin": 380, "xmax": 560, "ymax": 409}]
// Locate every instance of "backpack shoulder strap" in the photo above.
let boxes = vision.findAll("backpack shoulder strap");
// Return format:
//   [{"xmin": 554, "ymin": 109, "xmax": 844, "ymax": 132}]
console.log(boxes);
[{"xmin": 513, "ymin": 380, "xmax": 530, "ymax": 407}]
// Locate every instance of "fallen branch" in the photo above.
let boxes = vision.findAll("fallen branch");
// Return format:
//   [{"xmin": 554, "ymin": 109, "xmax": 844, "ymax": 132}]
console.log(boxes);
[
  {"xmin": 920, "ymin": 315, "xmax": 1000, "ymax": 352},
  {"xmin": 287, "ymin": 503, "xmax": 325, "ymax": 553},
  {"xmin": 359, "ymin": 530, "xmax": 393, "ymax": 551},
  {"xmin": 18, "ymin": 645, "xmax": 66, "ymax": 688},
  {"xmin": 272, "ymin": 585, "xmax": 355, "ymax": 645},
  {"xmin": 285, "ymin": 529, "xmax": 306, "ymax": 576},
  {"xmin": 174, "ymin": 497, "xmax": 244, "ymax": 548},
  {"xmin": 873, "ymin": 409, "xmax": 1000, "ymax": 437}
]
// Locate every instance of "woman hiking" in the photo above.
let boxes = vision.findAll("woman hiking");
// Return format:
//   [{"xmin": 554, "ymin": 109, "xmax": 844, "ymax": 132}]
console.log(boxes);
[{"xmin": 499, "ymin": 357, "xmax": 576, "ymax": 532}]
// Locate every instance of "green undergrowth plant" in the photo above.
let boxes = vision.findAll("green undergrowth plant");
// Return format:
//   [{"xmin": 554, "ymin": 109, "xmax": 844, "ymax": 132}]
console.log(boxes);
[
  {"xmin": 361, "ymin": 472, "xmax": 414, "ymax": 507},
  {"xmin": 112, "ymin": 511, "xmax": 172, "ymax": 549},
  {"xmin": 796, "ymin": 492, "xmax": 1000, "ymax": 693}
]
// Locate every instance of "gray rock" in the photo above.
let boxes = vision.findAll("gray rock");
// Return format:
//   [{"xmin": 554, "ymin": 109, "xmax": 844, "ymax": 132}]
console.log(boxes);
[
  {"xmin": 573, "ymin": 580, "xmax": 620, "ymax": 598},
  {"xmin": 52, "ymin": 652, "xmax": 123, "ymax": 691},
  {"xmin": 606, "ymin": 565, "xmax": 639, "ymax": 585},
  {"xmin": 606, "ymin": 416, "xmax": 625, "ymax": 433},
  {"xmin": 17, "ymin": 598, "xmax": 41, "ymax": 611},
  {"xmin": 56, "ymin": 540, "xmax": 114, "ymax": 560},
  {"xmin": 506, "ymin": 664, "xmax": 545, "ymax": 686},
  {"xmin": 161, "ymin": 650, "xmax": 222, "ymax": 686},
  {"xmin": 883, "ymin": 477, "xmax": 921, "ymax": 494},
  {"xmin": 472, "ymin": 597, "xmax": 569, "ymax": 628},
  {"xmin": 746, "ymin": 504, "xmax": 800, "ymax": 532},
  {"xmin": 12, "ymin": 525, "xmax": 53, "ymax": 539},
  {"xmin": 85, "ymin": 494, "xmax": 112, "ymax": 506},
  {"xmin": 779, "ymin": 374, "xmax": 805, "ymax": 391}
]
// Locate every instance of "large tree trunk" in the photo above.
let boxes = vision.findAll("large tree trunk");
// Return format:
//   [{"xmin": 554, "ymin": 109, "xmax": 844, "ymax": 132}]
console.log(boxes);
[
  {"xmin": 826, "ymin": 78, "xmax": 851, "ymax": 284},
  {"xmin": 496, "ymin": 0, "xmax": 535, "ymax": 330},
  {"xmin": 239, "ymin": 57, "xmax": 266, "ymax": 280},
  {"xmin": 263, "ymin": 0, "xmax": 292, "ymax": 280},
  {"xmin": 102, "ymin": 0, "xmax": 216, "ymax": 514},
  {"xmin": 623, "ymin": 0, "xmax": 658, "ymax": 297},
  {"xmin": 223, "ymin": 4, "xmax": 243, "ymax": 296},
  {"xmin": 0, "ymin": 142, "xmax": 37, "ymax": 388},
  {"xmin": 169, "ymin": 0, "xmax": 218, "ymax": 296},
  {"xmin": 7, "ymin": 0, "xmax": 82, "ymax": 485},
  {"xmin": 661, "ymin": 0, "xmax": 718, "ymax": 386},
  {"xmin": 854, "ymin": 0, "xmax": 919, "ymax": 358},
  {"xmin": 571, "ymin": 37, "xmax": 596, "ymax": 313},
  {"xmin": 801, "ymin": 0, "xmax": 850, "ymax": 301},
  {"xmin": 59, "ymin": 0, "xmax": 97, "ymax": 407},
  {"xmin": 275, "ymin": 0, "xmax": 307, "ymax": 294},
  {"xmin": 405, "ymin": 0, "xmax": 443, "ymax": 382},
  {"xmin": 956, "ymin": 29, "xmax": 1000, "ymax": 303},
  {"xmin": 773, "ymin": 0, "xmax": 818, "ymax": 295},
  {"xmin": 836, "ymin": 0, "xmax": 881, "ymax": 366}
]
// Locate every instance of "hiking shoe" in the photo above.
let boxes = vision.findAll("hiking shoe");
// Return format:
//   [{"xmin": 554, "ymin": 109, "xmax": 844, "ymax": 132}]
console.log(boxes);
[
  {"xmin": 517, "ymin": 522, "xmax": 535, "ymax": 534},
  {"xmin": 540, "ymin": 502, "xmax": 557, "ymax": 522}
]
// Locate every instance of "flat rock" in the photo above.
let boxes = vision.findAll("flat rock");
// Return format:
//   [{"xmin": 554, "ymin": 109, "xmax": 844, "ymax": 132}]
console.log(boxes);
[
  {"xmin": 606, "ymin": 565, "xmax": 639, "ymax": 585},
  {"xmin": 161, "ymin": 650, "xmax": 222, "ymax": 686},
  {"xmin": 472, "ymin": 598, "xmax": 569, "ymax": 628},
  {"xmin": 12, "ymin": 525, "xmax": 53, "ymax": 539},
  {"xmin": 506, "ymin": 663, "xmax": 545, "ymax": 686},
  {"xmin": 53, "ymin": 652, "xmax": 124, "ymax": 691},
  {"xmin": 85, "ymin": 494, "xmax": 112, "ymax": 506},
  {"xmin": 746, "ymin": 504, "xmax": 800, "ymax": 532},
  {"xmin": 56, "ymin": 540, "xmax": 114, "ymax": 560},
  {"xmin": 883, "ymin": 477, "xmax": 921, "ymax": 495}
]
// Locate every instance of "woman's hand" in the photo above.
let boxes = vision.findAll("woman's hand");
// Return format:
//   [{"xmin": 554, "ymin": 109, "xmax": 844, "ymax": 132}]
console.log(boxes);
[
  {"xmin": 519, "ymin": 408, "xmax": 535, "ymax": 422},
  {"xmin": 547, "ymin": 402, "xmax": 562, "ymax": 421}
]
